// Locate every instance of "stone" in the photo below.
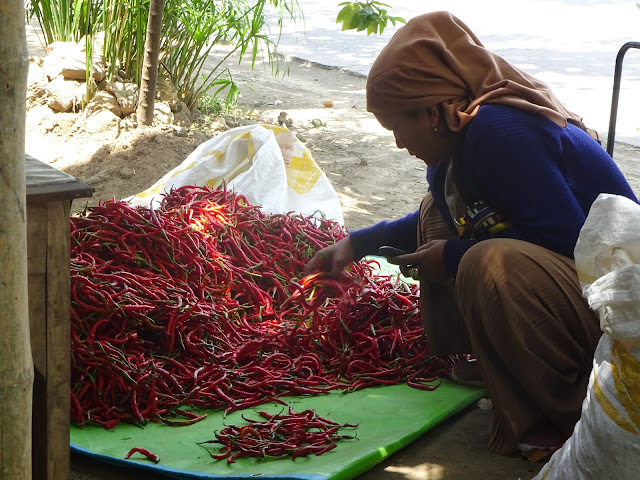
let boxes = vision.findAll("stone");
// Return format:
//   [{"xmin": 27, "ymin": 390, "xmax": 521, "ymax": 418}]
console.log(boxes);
[
  {"xmin": 323, "ymin": 99, "xmax": 334, "ymax": 108},
  {"xmin": 27, "ymin": 62, "xmax": 49, "ymax": 101},
  {"xmin": 46, "ymin": 76, "xmax": 82, "ymax": 112},
  {"xmin": 43, "ymin": 40, "xmax": 106, "ymax": 82},
  {"xmin": 172, "ymin": 111, "xmax": 192, "ymax": 128},
  {"xmin": 83, "ymin": 169, "xmax": 112, "ymax": 187},
  {"xmin": 156, "ymin": 75, "xmax": 179, "ymax": 105},
  {"xmin": 105, "ymin": 81, "xmax": 138, "ymax": 116},
  {"xmin": 153, "ymin": 102, "xmax": 174, "ymax": 125},
  {"xmin": 278, "ymin": 111, "xmax": 293, "ymax": 128},
  {"xmin": 209, "ymin": 117, "xmax": 227, "ymax": 132},
  {"xmin": 43, "ymin": 43, "xmax": 76, "ymax": 80},
  {"xmin": 83, "ymin": 109, "xmax": 120, "ymax": 133},
  {"xmin": 171, "ymin": 101, "xmax": 191, "ymax": 127},
  {"xmin": 118, "ymin": 167, "xmax": 136, "ymax": 180},
  {"xmin": 27, "ymin": 105, "xmax": 56, "ymax": 127},
  {"xmin": 85, "ymin": 91, "xmax": 122, "ymax": 117},
  {"xmin": 171, "ymin": 100, "xmax": 190, "ymax": 115}
]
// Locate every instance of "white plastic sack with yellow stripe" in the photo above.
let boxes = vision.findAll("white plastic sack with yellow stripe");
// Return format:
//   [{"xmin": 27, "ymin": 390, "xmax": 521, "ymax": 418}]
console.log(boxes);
[
  {"xmin": 126, "ymin": 124, "xmax": 344, "ymax": 224},
  {"xmin": 533, "ymin": 193, "xmax": 640, "ymax": 480}
]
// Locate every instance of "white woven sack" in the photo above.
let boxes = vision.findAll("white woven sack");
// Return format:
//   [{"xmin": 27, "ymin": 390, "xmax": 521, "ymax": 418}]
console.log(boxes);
[
  {"xmin": 533, "ymin": 194, "xmax": 640, "ymax": 480},
  {"xmin": 126, "ymin": 124, "xmax": 344, "ymax": 225}
]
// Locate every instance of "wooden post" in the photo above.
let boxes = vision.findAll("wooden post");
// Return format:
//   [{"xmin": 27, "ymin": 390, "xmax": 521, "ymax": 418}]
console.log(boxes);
[
  {"xmin": 0, "ymin": 1, "xmax": 34, "ymax": 478},
  {"xmin": 25, "ymin": 157, "xmax": 93, "ymax": 480},
  {"xmin": 27, "ymin": 200, "xmax": 72, "ymax": 480}
]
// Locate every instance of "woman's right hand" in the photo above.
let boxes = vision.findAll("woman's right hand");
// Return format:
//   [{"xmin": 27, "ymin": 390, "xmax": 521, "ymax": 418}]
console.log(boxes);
[{"xmin": 304, "ymin": 236, "xmax": 355, "ymax": 276}]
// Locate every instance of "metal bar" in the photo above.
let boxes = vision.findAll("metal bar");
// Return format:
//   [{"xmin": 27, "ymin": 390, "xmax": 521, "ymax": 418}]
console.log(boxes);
[{"xmin": 606, "ymin": 41, "xmax": 640, "ymax": 157}]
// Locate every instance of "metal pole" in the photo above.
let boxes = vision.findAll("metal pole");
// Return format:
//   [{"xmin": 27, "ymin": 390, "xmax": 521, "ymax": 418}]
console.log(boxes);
[{"xmin": 606, "ymin": 41, "xmax": 640, "ymax": 158}]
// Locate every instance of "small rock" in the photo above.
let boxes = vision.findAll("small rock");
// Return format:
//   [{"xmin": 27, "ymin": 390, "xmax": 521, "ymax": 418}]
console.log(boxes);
[
  {"xmin": 117, "ymin": 117, "xmax": 135, "ymax": 131},
  {"xmin": 322, "ymin": 100, "xmax": 334, "ymax": 108},
  {"xmin": 209, "ymin": 117, "xmax": 227, "ymax": 132},
  {"xmin": 171, "ymin": 100, "xmax": 190, "ymax": 115},
  {"xmin": 106, "ymin": 80, "xmax": 138, "ymax": 116},
  {"xmin": 46, "ymin": 76, "xmax": 82, "ymax": 112},
  {"xmin": 477, "ymin": 398, "xmax": 493, "ymax": 410},
  {"xmin": 153, "ymin": 101, "xmax": 174, "ymax": 126},
  {"xmin": 27, "ymin": 105, "xmax": 56, "ymax": 127},
  {"xmin": 171, "ymin": 101, "xmax": 191, "ymax": 128},
  {"xmin": 42, "ymin": 42, "xmax": 78, "ymax": 79},
  {"xmin": 61, "ymin": 57, "xmax": 103, "ymax": 82},
  {"xmin": 156, "ymin": 74, "xmax": 178, "ymax": 106},
  {"xmin": 172, "ymin": 110, "xmax": 192, "ymax": 128},
  {"xmin": 278, "ymin": 111, "xmax": 293, "ymax": 128},
  {"xmin": 43, "ymin": 40, "xmax": 105, "ymax": 82},
  {"xmin": 311, "ymin": 118, "xmax": 326, "ymax": 128},
  {"xmin": 83, "ymin": 169, "xmax": 112, "ymax": 186},
  {"xmin": 118, "ymin": 167, "xmax": 136, "ymax": 180},
  {"xmin": 85, "ymin": 91, "xmax": 122, "ymax": 117},
  {"xmin": 84, "ymin": 109, "xmax": 119, "ymax": 133},
  {"xmin": 27, "ymin": 64, "xmax": 49, "ymax": 106}
]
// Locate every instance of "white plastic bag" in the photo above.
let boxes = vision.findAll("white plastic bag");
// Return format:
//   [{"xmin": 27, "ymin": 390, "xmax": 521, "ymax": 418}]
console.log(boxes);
[
  {"xmin": 126, "ymin": 124, "xmax": 344, "ymax": 225},
  {"xmin": 533, "ymin": 193, "xmax": 640, "ymax": 480}
]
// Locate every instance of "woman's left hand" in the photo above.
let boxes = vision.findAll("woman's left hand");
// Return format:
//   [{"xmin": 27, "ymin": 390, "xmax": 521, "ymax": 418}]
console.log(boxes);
[{"xmin": 386, "ymin": 240, "xmax": 450, "ymax": 284}]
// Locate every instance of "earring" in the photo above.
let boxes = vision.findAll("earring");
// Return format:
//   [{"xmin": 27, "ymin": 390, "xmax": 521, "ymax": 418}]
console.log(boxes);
[{"xmin": 433, "ymin": 127, "xmax": 439, "ymax": 134}]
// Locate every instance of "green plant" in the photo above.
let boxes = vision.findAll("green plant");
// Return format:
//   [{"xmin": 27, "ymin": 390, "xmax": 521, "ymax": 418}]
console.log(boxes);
[
  {"xmin": 28, "ymin": 0, "xmax": 97, "ymax": 43},
  {"xmin": 100, "ymin": 0, "xmax": 148, "ymax": 84},
  {"xmin": 161, "ymin": 0, "xmax": 299, "ymax": 112},
  {"xmin": 197, "ymin": 92, "xmax": 240, "ymax": 116},
  {"xmin": 336, "ymin": 1, "xmax": 405, "ymax": 35},
  {"xmin": 27, "ymin": 0, "xmax": 300, "ymax": 115}
]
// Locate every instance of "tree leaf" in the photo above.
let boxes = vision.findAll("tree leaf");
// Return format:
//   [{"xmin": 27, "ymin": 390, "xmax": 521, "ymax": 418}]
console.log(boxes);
[{"xmin": 337, "ymin": 3, "xmax": 359, "ymax": 31}]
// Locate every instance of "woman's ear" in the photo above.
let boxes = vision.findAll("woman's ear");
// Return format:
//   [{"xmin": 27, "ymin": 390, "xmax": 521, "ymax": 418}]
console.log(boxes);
[{"xmin": 426, "ymin": 105, "xmax": 440, "ymax": 129}]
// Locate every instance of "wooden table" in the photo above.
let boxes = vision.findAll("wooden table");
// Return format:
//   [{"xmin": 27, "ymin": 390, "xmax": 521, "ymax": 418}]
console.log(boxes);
[{"xmin": 26, "ymin": 155, "xmax": 93, "ymax": 480}]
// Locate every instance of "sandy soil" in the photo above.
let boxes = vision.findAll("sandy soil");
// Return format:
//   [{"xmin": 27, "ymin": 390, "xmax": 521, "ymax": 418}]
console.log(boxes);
[{"xmin": 28, "ymin": 32, "xmax": 635, "ymax": 480}]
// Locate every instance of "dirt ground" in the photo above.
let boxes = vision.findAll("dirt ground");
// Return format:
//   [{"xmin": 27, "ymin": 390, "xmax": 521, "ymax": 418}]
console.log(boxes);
[{"xmin": 25, "ymin": 27, "xmax": 640, "ymax": 480}]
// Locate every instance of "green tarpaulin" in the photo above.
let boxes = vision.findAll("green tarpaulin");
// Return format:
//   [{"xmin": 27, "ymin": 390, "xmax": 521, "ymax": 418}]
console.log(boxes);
[{"xmin": 71, "ymin": 381, "xmax": 486, "ymax": 480}]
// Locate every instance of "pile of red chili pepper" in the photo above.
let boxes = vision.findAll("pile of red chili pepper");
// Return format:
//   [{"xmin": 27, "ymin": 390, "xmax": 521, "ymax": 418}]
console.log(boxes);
[
  {"xmin": 199, "ymin": 406, "xmax": 358, "ymax": 463},
  {"xmin": 70, "ymin": 185, "xmax": 457, "ymax": 429}
]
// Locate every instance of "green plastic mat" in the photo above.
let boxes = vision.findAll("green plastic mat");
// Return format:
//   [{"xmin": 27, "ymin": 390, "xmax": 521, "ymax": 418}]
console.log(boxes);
[{"xmin": 71, "ymin": 381, "xmax": 486, "ymax": 480}]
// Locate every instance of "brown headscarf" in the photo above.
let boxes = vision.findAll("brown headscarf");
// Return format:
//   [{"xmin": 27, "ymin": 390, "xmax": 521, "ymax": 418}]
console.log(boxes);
[{"xmin": 366, "ymin": 11, "xmax": 597, "ymax": 139}]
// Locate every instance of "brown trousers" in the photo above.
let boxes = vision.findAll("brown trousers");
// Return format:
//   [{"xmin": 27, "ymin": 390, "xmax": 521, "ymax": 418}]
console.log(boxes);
[{"xmin": 418, "ymin": 193, "xmax": 601, "ymax": 455}]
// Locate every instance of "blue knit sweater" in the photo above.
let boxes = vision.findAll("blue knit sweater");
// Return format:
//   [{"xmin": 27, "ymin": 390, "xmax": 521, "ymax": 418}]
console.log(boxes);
[{"xmin": 350, "ymin": 104, "xmax": 638, "ymax": 278}]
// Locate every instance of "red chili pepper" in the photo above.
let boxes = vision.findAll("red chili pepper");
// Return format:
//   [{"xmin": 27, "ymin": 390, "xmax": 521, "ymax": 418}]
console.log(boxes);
[
  {"xmin": 124, "ymin": 447, "xmax": 160, "ymax": 463},
  {"xmin": 70, "ymin": 185, "xmax": 459, "ymax": 429},
  {"xmin": 202, "ymin": 407, "xmax": 357, "ymax": 462}
]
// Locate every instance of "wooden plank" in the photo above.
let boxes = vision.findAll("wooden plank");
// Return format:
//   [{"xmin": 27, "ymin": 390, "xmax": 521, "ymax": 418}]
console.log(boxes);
[
  {"xmin": 27, "ymin": 203, "xmax": 47, "ymax": 276},
  {"xmin": 27, "ymin": 274, "xmax": 46, "ymax": 376},
  {"xmin": 25, "ymin": 155, "xmax": 91, "ymax": 480},
  {"xmin": 27, "ymin": 200, "xmax": 49, "ymax": 480},
  {"xmin": 46, "ymin": 200, "xmax": 71, "ymax": 480}
]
